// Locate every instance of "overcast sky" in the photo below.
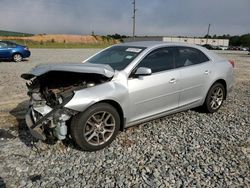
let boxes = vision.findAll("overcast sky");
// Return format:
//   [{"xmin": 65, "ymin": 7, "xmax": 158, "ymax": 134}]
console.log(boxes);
[{"xmin": 0, "ymin": 0, "xmax": 249, "ymax": 37}]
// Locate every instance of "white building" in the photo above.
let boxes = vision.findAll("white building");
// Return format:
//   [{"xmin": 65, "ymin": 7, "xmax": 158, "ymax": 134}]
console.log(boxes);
[
  {"xmin": 124, "ymin": 36, "xmax": 229, "ymax": 47},
  {"xmin": 163, "ymin": 37, "xmax": 229, "ymax": 47}
]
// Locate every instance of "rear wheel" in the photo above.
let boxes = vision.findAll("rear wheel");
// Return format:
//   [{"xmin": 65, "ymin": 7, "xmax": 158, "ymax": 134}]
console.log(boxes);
[
  {"xmin": 71, "ymin": 103, "xmax": 120, "ymax": 151},
  {"xmin": 203, "ymin": 83, "xmax": 225, "ymax": 113},
  {"xmin": 13, "ymin": 53, "xmax": 22, "ymax": 62}
]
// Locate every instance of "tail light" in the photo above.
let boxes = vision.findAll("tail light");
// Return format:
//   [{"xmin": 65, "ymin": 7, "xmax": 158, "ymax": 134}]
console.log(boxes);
[{"xmin": 229, "ymin": 60, "xmax": 235, "ymax": 68}]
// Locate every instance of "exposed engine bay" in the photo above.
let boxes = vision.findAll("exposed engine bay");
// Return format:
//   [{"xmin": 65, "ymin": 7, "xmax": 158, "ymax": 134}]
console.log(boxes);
[
  {"xmin": 27, "ymin": 71, "xmax": 108, "ymax": 107},
  {"xmin": 22, "ymin": 63, "xmax": 114, "ymax": 141}
]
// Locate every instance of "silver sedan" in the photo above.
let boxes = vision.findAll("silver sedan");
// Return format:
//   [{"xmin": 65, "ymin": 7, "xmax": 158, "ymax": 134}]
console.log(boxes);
[{"xmin": 22, "ymin": 41, "xmax": 234, "ymax": 151}]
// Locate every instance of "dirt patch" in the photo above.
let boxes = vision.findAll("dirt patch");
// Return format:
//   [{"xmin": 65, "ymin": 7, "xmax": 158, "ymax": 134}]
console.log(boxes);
[{"xmin": 0, "ymin": 34, "xmax": 118, "ymax": 44}]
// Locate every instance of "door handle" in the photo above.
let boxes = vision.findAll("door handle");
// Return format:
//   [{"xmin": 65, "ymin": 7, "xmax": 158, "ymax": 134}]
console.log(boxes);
[
  {"xmin": 169, "ymin": 78, "xmax": 176, "ymax": 84},
  {"xmin": 204, "ymin": 70, "xmax": 209, "ymax": 75}
]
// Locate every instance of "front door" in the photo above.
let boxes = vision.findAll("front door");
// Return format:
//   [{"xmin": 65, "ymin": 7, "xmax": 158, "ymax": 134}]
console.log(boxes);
[{"xmin": 127, "ymin": 47, "xmax": 181, "ymax": 123}]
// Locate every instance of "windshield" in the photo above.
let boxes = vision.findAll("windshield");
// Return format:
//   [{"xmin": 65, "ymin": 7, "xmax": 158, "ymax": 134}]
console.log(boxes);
[{"xmin": 87, "ymin": 45, "xmax": 146, "ymax": 70}]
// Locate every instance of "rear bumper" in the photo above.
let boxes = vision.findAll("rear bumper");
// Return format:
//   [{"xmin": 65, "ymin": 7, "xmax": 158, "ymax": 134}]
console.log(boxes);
[{"xmin": 23, "ymin": 50, "xmax": 31, "ymax": 58}]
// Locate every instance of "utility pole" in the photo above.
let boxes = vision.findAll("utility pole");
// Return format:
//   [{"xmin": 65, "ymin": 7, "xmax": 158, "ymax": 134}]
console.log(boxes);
[
  {"xmin": 132, "ymin": 0, "xmax": 137, "ymax": 39},
  {"xmin": 206, "ymin": 24, "xmax": 211, "ymax": 44}
]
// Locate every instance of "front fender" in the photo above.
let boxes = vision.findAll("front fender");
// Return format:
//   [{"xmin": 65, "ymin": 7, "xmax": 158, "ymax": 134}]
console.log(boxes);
[{"xmin": 65, "ymin": 81, "xmax": 128, "ymax": 116}]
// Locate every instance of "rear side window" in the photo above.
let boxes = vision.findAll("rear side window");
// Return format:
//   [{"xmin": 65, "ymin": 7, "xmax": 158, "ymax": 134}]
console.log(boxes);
[
  {"xmin": 0, "ymin": 42, "xmax": 7, "ymax": 48},
  {"xmin": 175, "ymin": 47, "xmax": 209, "ymax": 68},
  {"xmin": 6, "ymin": 42, "xmax": 16, "ymax": 48},
  {"xmin": 138, "ymin": 47, "xmax": 175, "ymax": 73}
]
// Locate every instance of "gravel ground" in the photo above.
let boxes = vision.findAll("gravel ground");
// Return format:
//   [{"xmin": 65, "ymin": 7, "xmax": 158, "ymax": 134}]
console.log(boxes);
[{"xmin": 0, "ymin": 49, "xmax": 249, "ymax": 187}]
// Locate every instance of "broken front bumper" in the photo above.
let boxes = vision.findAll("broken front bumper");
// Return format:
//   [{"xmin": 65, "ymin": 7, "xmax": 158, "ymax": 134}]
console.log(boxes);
[
  {"xmin": 25, "ymin": 107, "xmax": 47, "ymax": 140},
  {"xmin": 25, "ymin": 92, "xmax": 77, "ymax": 140},
  {"xmin": 25, "ymin": 101, "xmax": 76, "ymax": 141}
]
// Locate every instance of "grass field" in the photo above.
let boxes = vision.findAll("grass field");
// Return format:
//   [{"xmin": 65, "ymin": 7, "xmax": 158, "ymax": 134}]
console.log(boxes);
[
  {"xmin": 0, "ymin": 34, "xmax": 119, "ymax": 48},
  {"xmin": 0, "ymin": 30, "xmax": 33, "ymax": 37}
]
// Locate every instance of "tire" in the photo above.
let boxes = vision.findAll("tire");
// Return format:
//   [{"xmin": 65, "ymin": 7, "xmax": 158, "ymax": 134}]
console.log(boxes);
[
  {"xmin": 70, "ymin": 103, "xmax": 120, "ymax": 151},
  {"xmin": 203, "ymin": 83, "xmax": 225, "ymax": 113},
  {"xmin": 12, "ymin": 53, "xmax": 22, "ymax": 62}
]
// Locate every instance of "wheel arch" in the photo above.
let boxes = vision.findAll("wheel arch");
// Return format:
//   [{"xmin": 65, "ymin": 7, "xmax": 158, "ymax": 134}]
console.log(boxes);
[
  {"xmin": 12, "ymin": 52, "xmax": 23, "ymax": 57},
  {"xmin": 95, "ymin": 99, "xmax": 125, "ymax": 131},
  {"xmin": 212, "ymin": 79, "xmax": 227, "ymax": 99},
  {"xmin": 12, "ymin": 52, "xmax": 23, "ymax": 62}
]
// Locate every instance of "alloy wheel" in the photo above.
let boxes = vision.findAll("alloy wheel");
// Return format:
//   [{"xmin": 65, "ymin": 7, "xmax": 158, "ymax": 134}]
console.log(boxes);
[
  {"xmin": 84, "ymin": 111, "xmax": 116, "ymax": 146},
  {"xmin": 210, "ymin": 87, "xmax": 224, "ymax": 110},
  {"xmin": 13, "ymin": 54, "xmax": 22, "ymax": 62}
]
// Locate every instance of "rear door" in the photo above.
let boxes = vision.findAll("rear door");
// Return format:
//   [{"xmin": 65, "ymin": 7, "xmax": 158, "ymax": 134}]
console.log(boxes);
[
  {"xmin": 127, "ymin": 47, "xmax": 181, "ymax": 123},
  {"xmin": 174, "ymin": 47, "xmax": 212, "ymax": 107},
  {"xmin": 0, "ymin": 42, "xmax": 10, "ymax": 59}
]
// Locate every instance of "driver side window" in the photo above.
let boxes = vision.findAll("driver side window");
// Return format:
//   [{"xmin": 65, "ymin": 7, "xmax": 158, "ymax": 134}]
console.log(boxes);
[{"xmin": 137, "ymin": 47, "xmax": 175, "ymax": 73}]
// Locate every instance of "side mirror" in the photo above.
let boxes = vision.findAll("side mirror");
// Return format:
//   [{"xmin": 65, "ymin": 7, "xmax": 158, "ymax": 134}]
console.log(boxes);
[{"xmin": 134, "ymin": 67, "xmax": 152, "ymax": 76}]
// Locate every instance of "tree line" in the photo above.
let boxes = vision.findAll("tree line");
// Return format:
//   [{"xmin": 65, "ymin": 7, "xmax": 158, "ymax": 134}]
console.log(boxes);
[
  {"xmin": 204, "ymin": 34, "xmax": 250, "ymax": 47},
  {"xmin": 108, "ymin": 33, "xmax": 250, "ymax": 47}
]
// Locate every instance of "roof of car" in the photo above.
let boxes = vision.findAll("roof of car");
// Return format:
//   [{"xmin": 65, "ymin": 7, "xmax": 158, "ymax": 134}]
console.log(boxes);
[
  {"xmin": 0, "ymin": 40, "xmax": 13, "ymax": 43},
  {"xmin": 118, "ymin": 41, "xmax": 201, "ymax": 48},
  {"xmin": 118, "ymin": 41, "xmax": 226, "ymax": 62}
]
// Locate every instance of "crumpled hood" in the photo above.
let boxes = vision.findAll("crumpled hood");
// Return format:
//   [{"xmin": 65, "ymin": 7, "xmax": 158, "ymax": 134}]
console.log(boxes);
[{"xmin": 21, "ymin": 63, "xmax": 115, "ymax": 80}]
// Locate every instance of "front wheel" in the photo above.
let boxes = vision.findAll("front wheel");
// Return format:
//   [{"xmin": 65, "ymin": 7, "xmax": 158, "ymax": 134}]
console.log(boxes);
[
  {"xmin": 12, "ymin": 53, "xmax": 22, "ymax": 62},
  {"xmin": 70, "ymin": 103, "xmax": 120, "ymax": 151},
  {"xmin": 203, "ymin": 83, "xmax": 225, "ymax": 113}
]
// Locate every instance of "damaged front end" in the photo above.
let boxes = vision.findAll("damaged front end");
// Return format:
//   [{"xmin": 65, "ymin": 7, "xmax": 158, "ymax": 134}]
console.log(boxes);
[{"xmin": 21, "ymin": 63, "xmax": 114, "ymax": 140}]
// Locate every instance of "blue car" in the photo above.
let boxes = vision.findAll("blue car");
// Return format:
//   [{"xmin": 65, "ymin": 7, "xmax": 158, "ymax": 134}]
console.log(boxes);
[{"xmin": 0, "ymin": 41, "xmax": 31, "ymax": 62}]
